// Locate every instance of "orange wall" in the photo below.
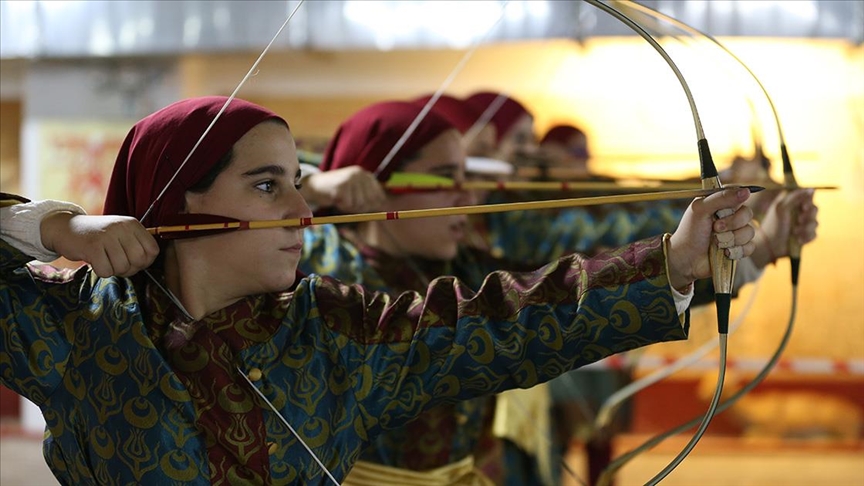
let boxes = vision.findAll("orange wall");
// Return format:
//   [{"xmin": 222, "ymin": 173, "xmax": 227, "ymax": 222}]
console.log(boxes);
[{"xmin": 0, "ymin": 101, "xmax": 21, "ymax": 194}]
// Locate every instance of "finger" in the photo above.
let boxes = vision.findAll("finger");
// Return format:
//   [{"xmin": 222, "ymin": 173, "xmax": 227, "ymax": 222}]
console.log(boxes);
[
  {"xmin": 335, "ymin": 185, "xmax": 357, "ymax": 212},
  {"xmin": 90, "ymin": 247, "xmax": 116, "ymax": 278},
  {"xmin": 726, "ymin": 240, "xmax": 756, "ymax": 260},
  {"xmin": 368, "ymin": 183, "xmax": 387, "ymax": 209},
  {"xmin": 715, "ymin": 231, "xmax": 736, "ymax": 249},
  {"xmin": 103, "ymin": 238, "xmax": 131, "ymax": 276},
  {"xmin": 135, "ymin": 229, "xmax": 161, "ymax": 262},
  {"xmin": 730, "ymin": 223, "xmax": 756, "ymax": 248},
  {"xmin": 797, "ymin": 204, "xmax": 818, "ymax": 225},
  {"xmin": 356, "ymin": 186, "xmax": 376, "ymax": 212},
  {"xmin": 725, "ymin": 246, "xmax": 744, "ymax": 260},
  {"xmin": 713, "ymin": 205, "xmax": 753, "ymax": 233},
  {"xmin": 351, "ymin": 186, "xmax": 368, "ymax": 212},
  {"xmin": 777, "ymin": 188, "xmax": 813, "ymax": 213},
  {"xmin": 697, "ymin": 187, "xmax": 751, "ymax": 217},
  {"xmin": 794, "ymin": 221, "xmax": 819, "ymax": 244},
  {"xmin": 123, "ymin": 236, "xmax": 156, "ymax": 275}
]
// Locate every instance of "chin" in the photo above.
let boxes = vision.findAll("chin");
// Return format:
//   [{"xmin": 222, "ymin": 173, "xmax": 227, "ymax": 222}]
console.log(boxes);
[
  {"xmin": 262, "ymin": 278, "xmax": 296, "ymax": 294},
  {"xmin": 430, "ymin": 244, "xmax": 459, "ymax": 261},
  {"xmin": 260, "ymin": 268, "xmax": 299, "ymax": 293}
]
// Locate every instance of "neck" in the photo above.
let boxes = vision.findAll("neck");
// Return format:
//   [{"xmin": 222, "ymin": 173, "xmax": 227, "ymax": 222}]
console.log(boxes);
[{"xmin": 163, "ymin": 245, "xmax": 242, "ymax": 320}]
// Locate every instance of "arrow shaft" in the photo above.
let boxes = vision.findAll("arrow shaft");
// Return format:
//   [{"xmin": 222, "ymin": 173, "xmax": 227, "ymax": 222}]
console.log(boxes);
[{"xmin": 149, "ymin": 186, "xmax": 762, "ymax": 236}]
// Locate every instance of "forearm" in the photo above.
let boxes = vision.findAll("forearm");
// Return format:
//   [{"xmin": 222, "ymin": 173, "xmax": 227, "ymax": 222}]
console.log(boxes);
[
  {"xmin": 0, "ymin": 195, "xmax": 85, "ymax": 263},
  {"xmin": 297, "ymin": 163, "xmax": 327, "ymax": 210}
]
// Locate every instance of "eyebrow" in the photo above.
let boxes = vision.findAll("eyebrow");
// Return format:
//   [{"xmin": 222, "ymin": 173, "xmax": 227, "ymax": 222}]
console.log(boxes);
[{"xmin": 242, "ymin": 165, "xmax": 286, "ymax": 177}]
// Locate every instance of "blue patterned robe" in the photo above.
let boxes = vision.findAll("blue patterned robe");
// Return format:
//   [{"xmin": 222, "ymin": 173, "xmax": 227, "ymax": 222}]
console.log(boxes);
[{"xmin": 2, "ymin": 224, "xmax": 687, "ymax": 485}]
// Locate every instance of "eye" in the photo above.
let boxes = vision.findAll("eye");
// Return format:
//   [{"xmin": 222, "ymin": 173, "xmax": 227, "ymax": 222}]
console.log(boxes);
[{"xmin": 255, "ymin": 180, "xmax": 275, "ymax": 193}]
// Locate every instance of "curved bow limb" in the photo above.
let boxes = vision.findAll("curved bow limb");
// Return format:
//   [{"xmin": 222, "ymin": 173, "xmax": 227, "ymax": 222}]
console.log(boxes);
[
  {"xmin": 593, "ymin": 2, "xmax": 813, "ymax": 486},
  {"xmin": 582, "ymin": 1, "xmax": 742, "ymax": 484}
]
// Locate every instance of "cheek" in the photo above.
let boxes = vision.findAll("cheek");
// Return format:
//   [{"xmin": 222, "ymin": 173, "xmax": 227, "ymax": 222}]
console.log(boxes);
[{"xmin": 389, "ymin": 192, "xmax": 454, "ymax": 211}]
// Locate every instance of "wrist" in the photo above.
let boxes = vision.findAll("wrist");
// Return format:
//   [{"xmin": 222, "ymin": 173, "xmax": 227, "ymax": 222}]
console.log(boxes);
[
  {"xmin": 664, "ymin": 233, "xmax": 694, "ymax": 292},
  {"xmin": 750, "ymin": 220, "xmax": 778, "ymax": 268},
  {"xmin": 40, "ymin": 211, "xmax": 75, "ymax": 253}
]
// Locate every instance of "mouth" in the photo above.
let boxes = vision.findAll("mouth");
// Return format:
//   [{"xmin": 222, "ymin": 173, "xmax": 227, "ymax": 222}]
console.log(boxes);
[
  {"xmin": 449, "ymin": 223, "xmax": 465, "ymax": 241},
  {"xmin": 281, "ymin": 243, "xmax": 303, "ymax": 253}
]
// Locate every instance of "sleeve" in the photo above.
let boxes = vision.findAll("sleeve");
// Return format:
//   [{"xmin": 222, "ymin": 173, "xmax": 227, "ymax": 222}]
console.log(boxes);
[
  {"xmin": 482, "ymin": 198, "xmax": 686, "ymax": 264},
  {"xmin": 0, "ymin": 238, "xmax": 74, "ymax": 406},
  {"xmin": 300, "ymin": 224, "xmax": 386, "ymax": 289},
  {"xmin": 300, "ymin": 162, "xmax": 322, "ymax": 177},
  {"xmin": 299, "ymin": 163, "xmax": 323, "ymax": 212},
  {"xmin": 302, "ymin": 234, "xmax": 688, "ymax": 435},
  {"xmin": 0, "ymin": 197, "xmax": 86, "ymax": 263}
]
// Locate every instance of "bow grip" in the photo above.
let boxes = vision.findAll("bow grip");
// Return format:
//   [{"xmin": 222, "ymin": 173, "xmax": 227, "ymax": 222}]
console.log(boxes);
[{"xmin": 702, "ymin": 176, "xmax": 738, "ymax": 296}]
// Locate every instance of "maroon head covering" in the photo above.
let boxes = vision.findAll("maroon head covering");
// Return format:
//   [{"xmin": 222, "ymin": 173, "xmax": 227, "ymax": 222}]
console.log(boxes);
[
  {"xmin": 541, "ymin": 124, "xmax": 585, "ymax": 146},
  {"xmin": 464, "ymin": 91, "xmax": 531, "ymax": 144},
  {"xmin": 320, "ymin": 101, "xmax": 455, "ymax": 181},
  {"xmin": 411, "ymin": 94, "xmax": 480, "ymax": 134},
  {"xmin": 103, "ymin": 96, "xmax": 284, "ymax": 227}
]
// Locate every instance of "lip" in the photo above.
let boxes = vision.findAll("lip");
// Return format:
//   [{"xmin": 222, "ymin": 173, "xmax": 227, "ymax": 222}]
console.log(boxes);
[
  {"xmin": 449, "ymin": 225, "xmax": 465, "ymax": 241},
  {"xmin": 281, "ymin": 244, "xmax": 303, "ymax": 253}
]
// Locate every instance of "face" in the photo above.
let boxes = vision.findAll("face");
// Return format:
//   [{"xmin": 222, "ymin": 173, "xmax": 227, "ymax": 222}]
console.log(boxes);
[
  {"xmin": 541, "ymin": 132, "xmax": 589, "ymax": 169},
  {"xmin": 180, "ymin": 121, "xmax": 312, "ymax": 296},
  {"xmin": 496, "ymin": 114, "xmax": 537, "ymax": 164},
  {"xmin": 465, "ymin": 124, "xmax": 498, "ymax": 158},
  {"xmin": 370, "ymin": 129, "xmax": 473, "ymax": 261}
]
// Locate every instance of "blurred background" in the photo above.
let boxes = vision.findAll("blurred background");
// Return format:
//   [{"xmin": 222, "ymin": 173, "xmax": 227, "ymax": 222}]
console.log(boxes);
[{"xmin": 0, "ymin": 1, "xmax": 862, "ymax": 485}]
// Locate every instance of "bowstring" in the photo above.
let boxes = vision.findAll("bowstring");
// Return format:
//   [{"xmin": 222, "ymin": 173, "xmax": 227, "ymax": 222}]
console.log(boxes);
[{"xmin": 374, "ymin": 0, "xmax": 511, "ymax": 177}]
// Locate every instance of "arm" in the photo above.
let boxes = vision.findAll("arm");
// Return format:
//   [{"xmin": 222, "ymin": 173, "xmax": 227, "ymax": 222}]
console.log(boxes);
[
  {"xmin": 0, "ymin": 196, "xmax": 83, "ymax": 403},
  {"xmin": 298, "ymin": 165, "xmax": 386, "ymax": 214},
  {"xmin": 1, "ymin": 195, "xmax": 159, "ymax": 402},
  {"xmin": 306, "ymin": 234, "xmax": 687, "ymax": 437},
  {"xmin": 0, "ymin": 195, "xmax": 86, "ymax": 262},
  {"xmin": 308, "ymin": 188, "xmax": 751, "ymax": 435},
  {"xmin": 299, "ymin": 224, "xmax": 385, "ymax": 289},
  {"xmin": 480, "ymin": 197, "xmax": 686, "ymax": 264}
]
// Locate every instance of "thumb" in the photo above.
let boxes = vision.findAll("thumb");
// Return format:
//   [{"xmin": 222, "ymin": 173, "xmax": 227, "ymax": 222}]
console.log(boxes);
[{"xmin": 695, "ymin": 187, "xmax": 751, "ymax": 216}]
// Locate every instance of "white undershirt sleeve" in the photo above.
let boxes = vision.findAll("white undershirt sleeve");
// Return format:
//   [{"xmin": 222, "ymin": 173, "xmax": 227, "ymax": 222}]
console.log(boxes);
[{"xmin": 0, "ymin": 200, "xmax": 86, "ymax": 262}]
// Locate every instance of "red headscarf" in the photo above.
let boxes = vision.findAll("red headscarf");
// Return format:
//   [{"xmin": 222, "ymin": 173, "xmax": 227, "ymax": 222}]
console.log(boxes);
[
  {"xmin": 464, "ymin": 91, "xmax": 531, "ymax": 144},
  {"xmin": 320, "ymin": 101, "xmax": 454, "ymax": 181},
  {"xmin": 103, "ymin": 96, "xmax": 284, "ymax": 227},
  {"xmin": 411, "ymin": 94, "xmax": 480, "ymax": 134},
  {"xmin": 540, "ymin": 125, "xmax": 585, "ymax": 146}
]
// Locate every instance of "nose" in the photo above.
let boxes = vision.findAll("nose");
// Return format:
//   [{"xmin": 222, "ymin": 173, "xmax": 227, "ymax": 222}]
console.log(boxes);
[
  {"xmin": 286, "ymin": 187, "xmax": 313, "ymax": 220},
  {"xmin": 520, "ymin": 141, "xmax": 540, "ymax": 157},
  {"xmin": 458, "ymin": 188, "xmax": 478, "ymax": 207}
]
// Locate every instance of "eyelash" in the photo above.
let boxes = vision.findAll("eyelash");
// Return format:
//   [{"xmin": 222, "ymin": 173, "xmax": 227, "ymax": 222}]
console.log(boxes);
[
  {"xmin": 255, "ymin": 179, "xmax": 302, "ymax": 193},
  {"xmin": 255, "ymin": 180, "xmax": 276, "ymax": 193}
]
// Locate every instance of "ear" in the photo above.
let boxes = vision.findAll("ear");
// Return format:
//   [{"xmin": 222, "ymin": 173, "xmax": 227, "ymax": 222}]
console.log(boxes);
[{"xmin": 181, "ymin": 191, "xmax": 200, "ymax": 214}]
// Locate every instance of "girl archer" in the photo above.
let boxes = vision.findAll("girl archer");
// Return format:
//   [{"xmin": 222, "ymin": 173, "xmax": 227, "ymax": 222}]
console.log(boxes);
[{"xmin": 1, "ymin": 96, "xmax": 757, "ymax": 485}]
